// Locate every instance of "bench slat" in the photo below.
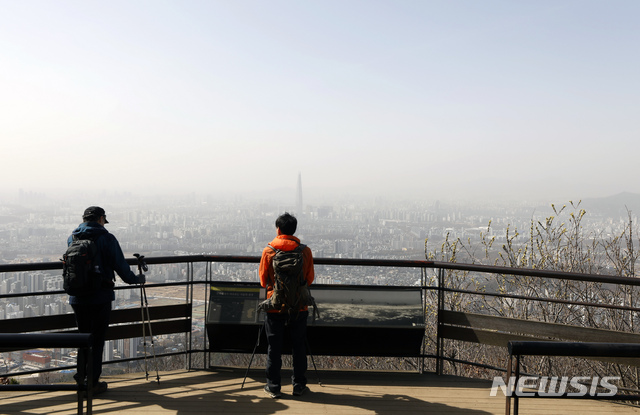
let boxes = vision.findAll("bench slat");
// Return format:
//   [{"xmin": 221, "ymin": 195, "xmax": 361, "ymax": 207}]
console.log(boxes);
[
  {"xmin": 440, "ymin": 310, "xmax": 640, "ymax": 344},
  {"xmin": 107, "ymin": 320, "xmax": 191, "ymax": 341},
  {"xmin": 509, "ymin": 341, "xmax": 640, "ymax": 357}
]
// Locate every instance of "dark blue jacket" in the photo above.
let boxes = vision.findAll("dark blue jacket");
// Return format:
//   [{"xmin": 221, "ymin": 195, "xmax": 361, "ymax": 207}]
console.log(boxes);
[{"xmin": 67, "ymin": 221, "xmax": 141, "ymax": 305}]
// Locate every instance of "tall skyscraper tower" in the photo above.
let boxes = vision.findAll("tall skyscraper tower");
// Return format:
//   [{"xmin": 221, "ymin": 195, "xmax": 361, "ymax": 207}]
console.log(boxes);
[{"xmin": 296, "ymin": 172, "xmax": 303, "ymax": 216}]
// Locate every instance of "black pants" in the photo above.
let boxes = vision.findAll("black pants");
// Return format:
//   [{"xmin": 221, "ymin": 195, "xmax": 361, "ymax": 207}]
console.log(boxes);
[
  {"xmin": 72, "ymin": 302, "xmax": 111, "ymax": 383},
  {"xmin": 264, "ymin": 311, "xmax": 309, "ymax": 392}
]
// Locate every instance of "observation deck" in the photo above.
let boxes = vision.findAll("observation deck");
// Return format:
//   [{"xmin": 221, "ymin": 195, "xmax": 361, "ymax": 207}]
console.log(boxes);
[
  {"xmin": 3, "ymin": 368, "xmax": 639, "ymax": 414},
  {"xmin": 3, "ymin": 254, "xmax": 640, "ymax": 414}
]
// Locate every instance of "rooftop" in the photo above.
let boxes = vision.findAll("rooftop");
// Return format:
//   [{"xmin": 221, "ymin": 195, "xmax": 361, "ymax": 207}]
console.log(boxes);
[{"xmin": 2, "ymin": 368, "xmax": 640, "ymax": 415}]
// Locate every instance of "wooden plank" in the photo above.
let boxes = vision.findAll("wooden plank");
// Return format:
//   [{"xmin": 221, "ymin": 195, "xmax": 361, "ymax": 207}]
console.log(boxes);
[
  {"xmin": 110, "ymin": 304, "xmax": 191, "ymax": 324},
  {"xmin": 440, "ymin": 325, "xmax": 640, "ymax": 366},
  {"xmin": 438, "ymin": 324, "xmax": 540, "ymax": 347},
  {"xmin": 1, "ymin": 369, "xmax": 639, "ymax": 415},
  {"xmin": 106, "ymin": 320, "xmax": 191, "ymax": 341},
  {"xmin": 509, "ymin": 341, "xmax": 640, "ymax": 357},
  {"xmin": 0, "ymin": 305, "xmax": 191, "ymax": 335},
  {"xmin": 440, "ymin": 310, "xmax": 640, "ymax": 343},
  {"xmin": 0, "ymin": 313, "xmax": 77, "ymax": 333},
  {"xmin": 0, "ymin": 305, "xmax": 191, "ymax": 352}
]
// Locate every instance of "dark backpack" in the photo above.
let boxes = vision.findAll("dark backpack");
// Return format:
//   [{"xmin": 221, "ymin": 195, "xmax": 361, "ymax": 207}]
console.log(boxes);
[
  {"xmin": 62, "ymin": 235, "xmax": 103, "ymax": 296},
  {"xmin": 259, "ymin": 244, "xmax": 316, "ymax": 316}
]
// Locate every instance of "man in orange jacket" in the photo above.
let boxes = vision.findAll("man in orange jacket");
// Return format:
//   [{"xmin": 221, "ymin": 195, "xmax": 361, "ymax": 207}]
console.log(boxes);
[{"xmin": 259, "ymin": 212, "xmax": 314, "ymax": 398}]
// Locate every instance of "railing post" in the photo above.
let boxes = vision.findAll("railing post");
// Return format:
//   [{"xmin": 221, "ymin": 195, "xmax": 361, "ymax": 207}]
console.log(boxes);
[
  {"xmin": 187, "ymin": 261, "xmax": 194, "ymax": 371},
  {"xmin": 505, "ymin": 346, "xmax": 514, "ymax": 415},
  {"xmin": 513, "ymin": 354, "xmax": 520, "ymax": 415},
  {"xmin": 86, "ymin": 343, "xmax": 93, "ymax": 415},
  {"xmin": 436, "ymin": 267, "xmax": 445, "ymax": 376},
  {"xmin": 420, "ymin": 267, "xmax": 427, "ymax": 374},
  {"xmin": 204, "ymin": 260, "xmax": 211, "ymax": 370}
]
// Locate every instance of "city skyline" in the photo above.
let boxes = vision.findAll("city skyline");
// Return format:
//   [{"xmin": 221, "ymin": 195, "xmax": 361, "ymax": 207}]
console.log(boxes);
[
  {"xmin": 2, "ymin": 187, "xmax": 639, "ymax": 264},
  {"xmin": 2, "ymin": 1, "xmax": 639, "ymax": 203},
  {"xmin": 3, "ymin": 178, "xmax": 640, "ymax": 212},
  {"xmin": 2, "ymin": 172, "xmax": 639, "ymax": 377}
]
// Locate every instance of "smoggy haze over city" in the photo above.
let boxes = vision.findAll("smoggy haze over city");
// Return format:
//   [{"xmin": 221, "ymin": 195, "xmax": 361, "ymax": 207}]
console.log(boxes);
[{"xmin": 2, "ymin": 1, "xmax": 639, "ymax": 203}]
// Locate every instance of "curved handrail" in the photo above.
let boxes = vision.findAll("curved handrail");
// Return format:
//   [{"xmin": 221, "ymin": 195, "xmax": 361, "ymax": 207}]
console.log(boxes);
[{"xmin": 1, "ymin": 254, "xmax": 637, "ymax": 286}]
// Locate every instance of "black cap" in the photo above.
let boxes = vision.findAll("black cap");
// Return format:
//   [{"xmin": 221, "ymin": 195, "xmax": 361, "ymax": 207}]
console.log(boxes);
[{"xmin": 82, "ymin": 206, "xmax": 109, "ymax": 223}]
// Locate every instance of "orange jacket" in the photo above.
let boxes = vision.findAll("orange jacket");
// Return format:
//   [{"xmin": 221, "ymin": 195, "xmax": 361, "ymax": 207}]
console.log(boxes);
[{"xmin": 259, "ymin": 235, "xmax": 314, "ymax": 312}]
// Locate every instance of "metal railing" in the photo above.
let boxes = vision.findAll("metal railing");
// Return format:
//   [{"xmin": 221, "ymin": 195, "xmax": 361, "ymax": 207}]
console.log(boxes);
[{"xmin": 2, "ymin": 255, "xmax": 640, "ymax": 380}]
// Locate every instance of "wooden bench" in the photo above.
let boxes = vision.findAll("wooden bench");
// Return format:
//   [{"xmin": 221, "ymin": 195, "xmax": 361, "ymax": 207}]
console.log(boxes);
[
  {"xmin": 0, "ymin": 333, "xmax": 93, "ymax": 415},
  {"xmin": 506, "ymin": 341, "xmax": 640, "ymax": 415},
  {"xmin": 0, "ymin": 304, "xmax": 191, "ymax": 341},
  {"xmin": 437, "ymin": 310, "xmax": 640, "ymax": 372},
  {"xmin": 0, "ymin": 303, "xmax": 192, "ymax": 383}
]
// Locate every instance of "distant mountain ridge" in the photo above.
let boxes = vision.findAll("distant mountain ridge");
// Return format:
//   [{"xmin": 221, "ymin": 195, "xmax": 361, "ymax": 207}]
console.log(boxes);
[{"xmin": 580, "ymin": 192, "xmax": 640, "ymax": 217}]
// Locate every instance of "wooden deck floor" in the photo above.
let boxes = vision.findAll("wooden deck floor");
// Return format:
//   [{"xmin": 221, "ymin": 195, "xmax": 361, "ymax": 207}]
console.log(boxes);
[{"xmin": 2, "ymin": 368, "xmax": 640, "ymax": 415}]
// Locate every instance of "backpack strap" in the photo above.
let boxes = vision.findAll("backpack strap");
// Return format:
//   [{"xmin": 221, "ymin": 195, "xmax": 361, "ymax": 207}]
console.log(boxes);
[
  {"xmin": 296, "ymin": 244, "xmax": 307, "ymax": 282},
  {"xmin": 268, "ymin": 242, "xmax": 305, "ymax": 252},
  {"xmin": 265, "ymin": 245, "xmax": 277, "ymax": 289},
  {"xmin": 71, "ymin": 233, "xmax": 100, "ymax": 242}
]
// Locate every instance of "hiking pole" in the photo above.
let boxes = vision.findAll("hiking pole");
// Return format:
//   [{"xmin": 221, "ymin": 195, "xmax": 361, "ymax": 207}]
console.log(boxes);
[
  {"xmin": 134, "ymin": 254, "xmax": 160, "ymax": 383},
  {"xmin": 241, "ymin": 314, "xmax": 264, "ymax": 389},
  {"xmin": 135, "ymin": 254, "xmax": 149, "ymax": 380},
  {"xmin": 305, "ymin": 337, "xmax": 322, "ymax": 386},
  {"xmin": 305, "ymin": 298, "xmax": 322, "ymax": 385},
  {"xmin": 142, "ymin": 281, "xmax": 161, "ymax": 383}
]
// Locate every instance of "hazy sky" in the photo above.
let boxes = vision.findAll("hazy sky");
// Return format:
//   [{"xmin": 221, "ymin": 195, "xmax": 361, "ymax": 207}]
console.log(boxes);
[{"xmin": 2, "ymin": 1, "xmax": 639, "ymax": 203}]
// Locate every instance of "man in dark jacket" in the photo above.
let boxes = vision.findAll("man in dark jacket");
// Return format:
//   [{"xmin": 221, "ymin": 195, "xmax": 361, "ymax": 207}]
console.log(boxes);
[{"xmin": 68, "ymin": 206, "xmax": 145, "ymax": 395}]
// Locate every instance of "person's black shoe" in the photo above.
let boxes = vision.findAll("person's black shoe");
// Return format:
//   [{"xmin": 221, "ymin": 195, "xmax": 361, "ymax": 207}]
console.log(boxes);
[
  {"xmin": 93, "ymin": 381, "xmax": 108, "ymax": 395},
  {"xmin": 264, "ymin": 385, "xmax": 282, "ymax": 399},
  {"xmin": 84, "ymin": 381, "xmax": 108, "ymax": 397},
  {"xmin": 293, "ymin": 385, "xmax": 309, "ymax": 396}
]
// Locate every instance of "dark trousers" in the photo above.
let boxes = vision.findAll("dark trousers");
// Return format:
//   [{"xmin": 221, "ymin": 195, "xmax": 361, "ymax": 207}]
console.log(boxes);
[
  {"xmin": 264, "ymin": 311, "xmax": 308, "ymax": 392},
  {"xmin": 72, "ymin": 302, "xmax": 111, "ymax": 383}
]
